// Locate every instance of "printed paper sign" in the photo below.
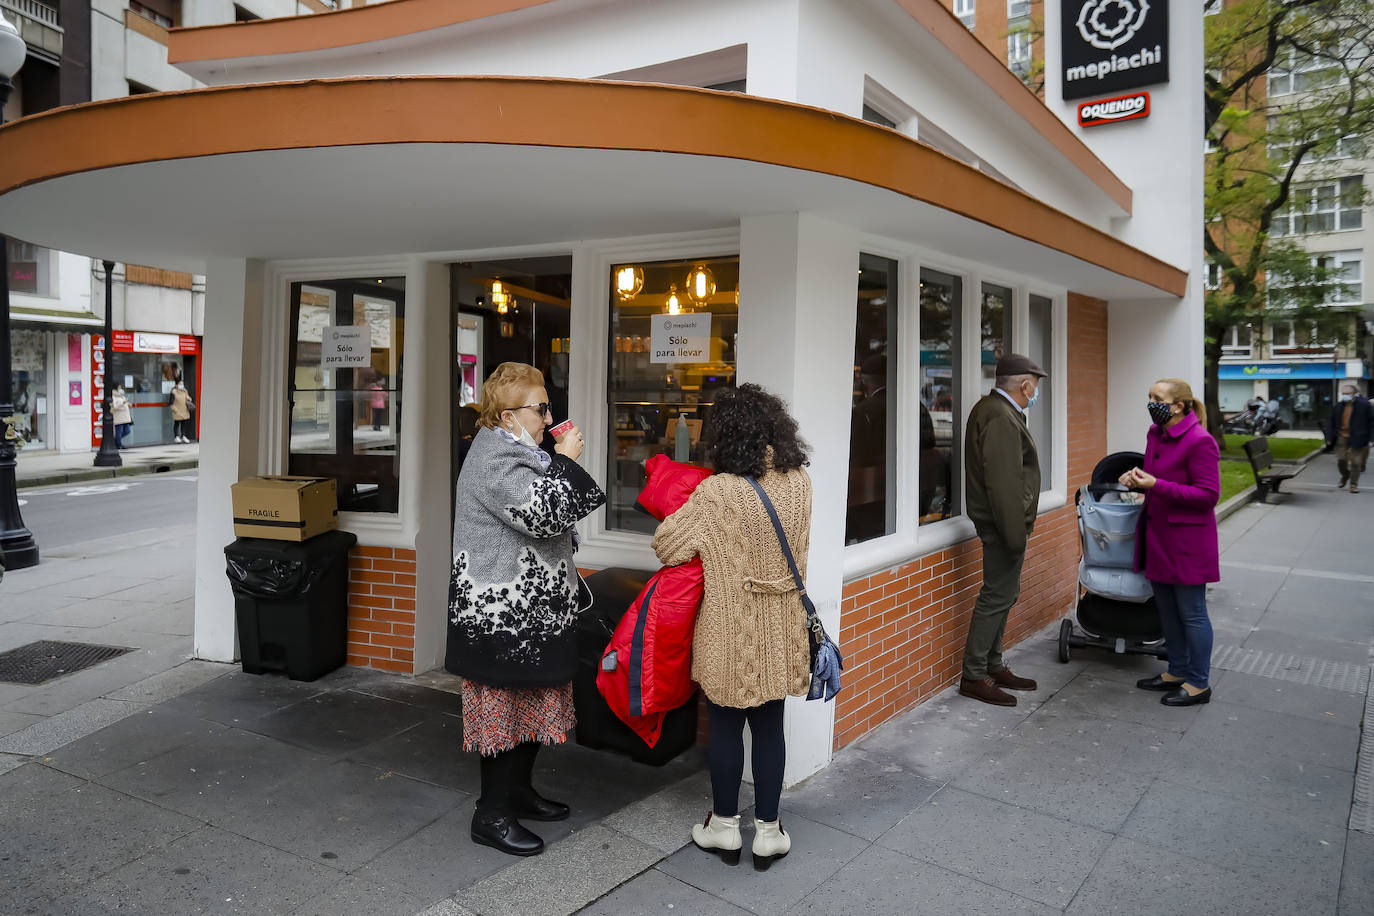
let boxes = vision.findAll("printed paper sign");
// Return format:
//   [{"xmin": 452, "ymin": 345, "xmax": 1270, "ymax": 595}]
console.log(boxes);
[
  {"xmin": 321, "ymin": 326, "xmax": 372, "ymax": 368},
  {"xmin": 650, "ymin": 313, "xmax": 712, "ymax": 364}
]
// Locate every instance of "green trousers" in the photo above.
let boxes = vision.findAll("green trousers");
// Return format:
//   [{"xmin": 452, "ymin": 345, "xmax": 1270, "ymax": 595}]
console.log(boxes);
[{"xmin": 962, "ymin": 535, "xmax": 1026, "ymax": 680}]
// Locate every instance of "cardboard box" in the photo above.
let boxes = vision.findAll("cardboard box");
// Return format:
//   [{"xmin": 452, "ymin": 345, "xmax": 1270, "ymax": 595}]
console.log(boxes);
[{"xmin": 231, "ymin": 476, "xmax": 338, "ymax": 541}]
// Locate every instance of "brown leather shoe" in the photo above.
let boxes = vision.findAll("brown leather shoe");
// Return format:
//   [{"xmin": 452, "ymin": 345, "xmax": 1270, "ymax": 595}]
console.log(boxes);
[
  {"xmin": 959, "ymin": 677, "xmax": 1017, "ymax": 707},
  {"xmin": 990, "ymin": 667, "xmax": 1038, "ymax": 691}
]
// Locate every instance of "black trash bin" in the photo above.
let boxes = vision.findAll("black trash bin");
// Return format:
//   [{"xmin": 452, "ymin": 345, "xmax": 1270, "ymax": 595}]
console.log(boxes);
[
  {"xmin": 224, "ymin": 530, "xmax": 358, "ymax": 681},
  {"xmin": 572, "ymin": 566, "xmax": 698, "ymax": 766}
]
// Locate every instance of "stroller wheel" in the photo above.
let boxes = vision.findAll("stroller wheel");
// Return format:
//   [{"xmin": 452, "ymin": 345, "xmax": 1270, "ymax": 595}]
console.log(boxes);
[{"xmin": 1058, "ymin": 619, "xmax": 1073, "ymax": 664}]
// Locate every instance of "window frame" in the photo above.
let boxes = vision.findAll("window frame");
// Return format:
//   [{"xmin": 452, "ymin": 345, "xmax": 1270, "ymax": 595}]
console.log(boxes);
[
  {"xmin": 1007, "ymin": 28, "xmax": 1032, "ymax": 76},
  {"xmin": 1271, "ymin": 176, "xmax": 1363, "ymax": 237}
]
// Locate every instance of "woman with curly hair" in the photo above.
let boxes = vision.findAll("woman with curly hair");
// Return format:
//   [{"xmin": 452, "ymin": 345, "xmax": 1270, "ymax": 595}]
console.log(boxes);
[{"xmin": 652, "ymin": 383, "xmax": 812, "ymax": 866}]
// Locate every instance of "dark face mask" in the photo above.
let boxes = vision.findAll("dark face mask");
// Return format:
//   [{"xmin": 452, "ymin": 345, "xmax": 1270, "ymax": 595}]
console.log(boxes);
[{"xmin": 1147, "ymin": 401, "xmax": 1174, "ymax": 426}]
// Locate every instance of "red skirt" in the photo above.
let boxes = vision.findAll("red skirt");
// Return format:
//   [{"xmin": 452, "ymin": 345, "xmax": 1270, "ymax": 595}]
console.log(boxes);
[{"xmin": 460, "ymin": 679, "xmax": 577, "ymax": 756}]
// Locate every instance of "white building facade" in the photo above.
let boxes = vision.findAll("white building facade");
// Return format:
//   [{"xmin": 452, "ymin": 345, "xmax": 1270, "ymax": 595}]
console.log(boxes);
[{"xmin": 0, "ymin": 0, "xmax": 1201, "ymax": 781}]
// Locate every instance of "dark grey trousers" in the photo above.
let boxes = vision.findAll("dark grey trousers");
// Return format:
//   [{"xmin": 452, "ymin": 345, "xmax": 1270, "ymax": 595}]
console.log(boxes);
[{"xmin": 962, "ymin": 535, "xmax": 1026, "ymax": 680}]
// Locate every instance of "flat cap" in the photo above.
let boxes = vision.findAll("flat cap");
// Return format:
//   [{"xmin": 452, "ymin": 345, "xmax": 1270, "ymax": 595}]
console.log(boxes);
[{"xmin": 995, "ymin": 353, "xmax": 1048, "ymax": 378}]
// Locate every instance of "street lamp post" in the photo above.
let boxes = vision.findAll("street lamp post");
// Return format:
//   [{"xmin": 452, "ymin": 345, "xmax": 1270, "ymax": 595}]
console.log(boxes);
[
  {"xmin": 0, "ymin": 12, "xmax": 38, "ymax": 570},
  {"xmin": 93, "ymin": 260, "xmax": 122, "ymax": 468}
]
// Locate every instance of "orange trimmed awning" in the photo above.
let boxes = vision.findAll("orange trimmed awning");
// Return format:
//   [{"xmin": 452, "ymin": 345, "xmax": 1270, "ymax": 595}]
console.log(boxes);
[{"xmin": 0, "ymin": 77, "xmax": 1184, "ymax": 297}]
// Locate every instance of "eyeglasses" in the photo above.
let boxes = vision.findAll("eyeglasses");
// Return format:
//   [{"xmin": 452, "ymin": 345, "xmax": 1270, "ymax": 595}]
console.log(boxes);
[{"xmin": 508, "ymin": 403, "xmax": 551, "ymax": 417}]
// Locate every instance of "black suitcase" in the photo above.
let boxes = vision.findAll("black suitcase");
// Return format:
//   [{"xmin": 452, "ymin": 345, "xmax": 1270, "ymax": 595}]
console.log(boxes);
[{"xmin": 572, "ymin": 567, "xmax": 699, "ymax": 766}]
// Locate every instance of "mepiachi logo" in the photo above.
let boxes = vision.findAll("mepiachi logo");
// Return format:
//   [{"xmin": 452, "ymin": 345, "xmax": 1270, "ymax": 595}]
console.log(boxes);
[{"xmin": 1077, "ymin": 0, "xmax": 1150, "ymax": 51}]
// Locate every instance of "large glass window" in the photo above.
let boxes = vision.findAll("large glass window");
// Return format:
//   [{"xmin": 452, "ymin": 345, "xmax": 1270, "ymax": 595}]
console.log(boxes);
[
  {"xmin": 1027, "ymin": 294, "xmax": 1054, "ymax": 486},
  {"xmin": 980, "ymin": 283, "xmax": 1012, "ymax": 393},
  {"xmin": 607, "ymin": 256, "xmax": 739, "ymax": 534},
  {"xmin": 287, "ymin": 277, "xmax": 405, "ymax": 513},
  {"xmin": 847, "ymin": 254, "xmax": 898, "ymax": 545},
  {"xmin": 918, "ymin": 268, "xmax": 962, "ymax": 525}
]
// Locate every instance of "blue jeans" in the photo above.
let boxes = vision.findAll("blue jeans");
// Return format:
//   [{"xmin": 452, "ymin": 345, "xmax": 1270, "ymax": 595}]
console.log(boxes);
[{"xmin": 1151, "ymin": 582, "xmax": 1212, "ymax": 689}]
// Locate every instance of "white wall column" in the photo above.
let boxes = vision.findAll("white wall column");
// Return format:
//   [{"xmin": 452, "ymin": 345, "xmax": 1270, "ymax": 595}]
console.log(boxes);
[
  {"xmin": 193, "ymin": 258, "xmax": 266, "ymax": 662},
  {"xmin": 737, "ymin": 212, "xmax": 859, "ymax": 783},
  {"xmin": 412, "ymin": 258, "xmax": 453, "ymax": 674}
]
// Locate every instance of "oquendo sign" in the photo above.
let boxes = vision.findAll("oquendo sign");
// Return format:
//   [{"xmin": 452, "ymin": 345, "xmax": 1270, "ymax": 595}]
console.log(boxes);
[{"xmin": 1061, "ymin": 0, "xmax": 1169, "ymax": 101}]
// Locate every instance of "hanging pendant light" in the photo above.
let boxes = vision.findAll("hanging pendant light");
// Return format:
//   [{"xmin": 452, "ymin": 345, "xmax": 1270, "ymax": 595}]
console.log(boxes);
[
  {"xmin": 685, "ymin": 264, "xmax": 716, "ymax": 306},
  {"xmin": 666, "ymin": 283, "xmax": 682, "ymax": 315},
  {"xmin": 492, "ymin": 279, "xmax": 509, "ymax": 314},
  {"xmin": 614, "ymin": 265, "xmax": 645, "ymax": 301}
]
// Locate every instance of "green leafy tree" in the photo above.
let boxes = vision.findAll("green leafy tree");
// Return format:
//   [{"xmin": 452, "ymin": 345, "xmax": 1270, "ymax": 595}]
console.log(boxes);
[{"xmin": 1203, "ymin": 0, "xmax": 1374, "ymax": 441}]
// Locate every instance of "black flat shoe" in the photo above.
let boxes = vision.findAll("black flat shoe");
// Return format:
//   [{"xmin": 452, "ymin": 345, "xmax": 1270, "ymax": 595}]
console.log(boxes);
[
  {"xmin": 1137, "ymin": 674, "xmax": 1185, "ymax": 691},
  {"xmin": 470, "ymin": 812, "xmax": 545, "ymax": 856},
  {"xmin": 510, "ymin": 789, "xmax": 570, "ymax": 822},
  {"xmin": 1161, "ymin": 687, "xmax": 1211, "ymax": 707}
]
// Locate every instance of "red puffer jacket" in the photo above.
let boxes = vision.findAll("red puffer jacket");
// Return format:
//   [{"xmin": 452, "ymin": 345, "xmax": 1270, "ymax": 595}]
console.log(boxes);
[{"xmin": 596, "ymin": 455, "xmax": 710, "ymax": 747}]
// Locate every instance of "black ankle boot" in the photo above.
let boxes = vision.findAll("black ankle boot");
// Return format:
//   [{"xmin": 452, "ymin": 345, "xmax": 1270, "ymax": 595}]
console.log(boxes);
[
  {"xmin": 510, "ymin": 788, "xmax": 570, "ymax": 822},
  {"xmin": 470, "ymin": 811, "xmax": 544, "ymax": 856}
]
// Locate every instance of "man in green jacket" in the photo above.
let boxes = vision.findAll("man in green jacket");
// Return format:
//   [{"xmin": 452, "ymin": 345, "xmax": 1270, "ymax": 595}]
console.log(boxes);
[{"xmin": 960, "ymin": 354, "xmax": 1047, "ymax": 707}]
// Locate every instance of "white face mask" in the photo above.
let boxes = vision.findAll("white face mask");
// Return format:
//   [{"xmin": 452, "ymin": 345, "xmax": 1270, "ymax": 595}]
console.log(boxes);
[
  {"xmin": 1341, "ymin": 393, "xmax": 1354, "ymax": 402},
  {"xmin": 506, "ymin": 414, "xmax": 538, "ymax": 448}
]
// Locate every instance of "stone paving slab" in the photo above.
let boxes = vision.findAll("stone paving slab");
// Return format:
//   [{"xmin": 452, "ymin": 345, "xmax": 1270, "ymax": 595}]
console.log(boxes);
[
  {"xmin": 0, "ymin": 697, "xmax": 145, "ymax": 756},
  {"xmin": 581, "ymin": 868, "xmax": 751, "ymax": 915}
]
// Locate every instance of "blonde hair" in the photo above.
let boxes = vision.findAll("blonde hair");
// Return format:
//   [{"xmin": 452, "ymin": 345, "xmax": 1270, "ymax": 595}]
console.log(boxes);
[
  {"xmin": 478, "ymin": 362, "xmax": 544, "ymax": 430},
  {"xmin": 1157, "ymin": 377, "xmax": 1207, "ymax": 428}
]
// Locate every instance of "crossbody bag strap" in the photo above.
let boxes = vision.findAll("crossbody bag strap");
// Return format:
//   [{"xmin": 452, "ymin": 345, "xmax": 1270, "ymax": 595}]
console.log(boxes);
[{"xmin": 744, "ymin": 476, "xmax": 817, "ymax": 618}]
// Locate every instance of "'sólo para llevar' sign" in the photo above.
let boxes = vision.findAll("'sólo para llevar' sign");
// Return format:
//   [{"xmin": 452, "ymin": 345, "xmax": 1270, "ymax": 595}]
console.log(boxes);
[{"xmin": 1061, "ymin": 0, "xmax": 1169, "ymax": 101}]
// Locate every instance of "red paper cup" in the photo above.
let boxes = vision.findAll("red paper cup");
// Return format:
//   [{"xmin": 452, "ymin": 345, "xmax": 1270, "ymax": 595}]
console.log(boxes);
[{"xmin": 549, "ymin": 419, "xmax": 576, "ymax": 439}]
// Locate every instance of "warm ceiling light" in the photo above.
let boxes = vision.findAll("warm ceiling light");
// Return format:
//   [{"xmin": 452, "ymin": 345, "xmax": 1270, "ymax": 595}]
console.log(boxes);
[
  {"xmin": 491, "ymin": 279, "xmax": 509, "ymax": 313},
  {"xmin": 615, "ymin": 265, "xmax": 644, "ymax": 301},
  {"xmin": 685, "ymin": 264, "xmax": 716, "ymax": 306},
  {"xmin": 666, "ymin": 283, "xmax": 682, "ymax": 315}
]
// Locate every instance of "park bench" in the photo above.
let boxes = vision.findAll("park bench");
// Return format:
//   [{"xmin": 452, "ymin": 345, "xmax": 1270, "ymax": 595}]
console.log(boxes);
[{"xmin": 1242, "ymin": 437, "xmax": 1304, "ymax": 503}]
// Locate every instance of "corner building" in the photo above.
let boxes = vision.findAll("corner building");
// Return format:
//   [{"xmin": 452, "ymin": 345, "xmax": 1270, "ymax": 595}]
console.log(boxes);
[{"xmin": 0, "ymin": 0, "xmax": 1203, "ymax": 782}]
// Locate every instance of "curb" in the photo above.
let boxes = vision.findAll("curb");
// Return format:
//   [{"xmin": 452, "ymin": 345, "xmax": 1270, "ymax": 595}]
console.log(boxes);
[
  {"xmin": 18, "ymin": 459, "xmax": 198, "ymax": 490},
  {"xmin": 1215, "ymin": 442, "xmax": 1326, "ymax": 523}
]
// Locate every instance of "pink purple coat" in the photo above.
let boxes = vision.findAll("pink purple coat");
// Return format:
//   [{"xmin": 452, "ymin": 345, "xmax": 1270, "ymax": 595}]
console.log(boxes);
[{"xmin": 1133, "ymin": 412, "xmax": 1221, "ymax": 585}]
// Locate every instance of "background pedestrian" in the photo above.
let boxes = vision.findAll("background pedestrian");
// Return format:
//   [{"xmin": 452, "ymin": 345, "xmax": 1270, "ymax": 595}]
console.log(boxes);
[
  {"xmin": 1325, "ymin": 384, "xmax": 1370, "ymax": 494},
  {"xmin": 169, "ymin": 380, "xmax": 194, "ymax": 443},
  {"xmin": 111, "ymin": 384, "xmax": 132, "ymax": 449}
]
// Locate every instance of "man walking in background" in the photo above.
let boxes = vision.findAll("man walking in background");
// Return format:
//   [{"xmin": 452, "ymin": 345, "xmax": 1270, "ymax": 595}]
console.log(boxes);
[
  {"xmin": 959, "ymin": 354, "xmax": 1048, "ymax": 707},
  {"xmin": 1326, "ymin": 384, "xmax": 1371, "ymax": 494}
]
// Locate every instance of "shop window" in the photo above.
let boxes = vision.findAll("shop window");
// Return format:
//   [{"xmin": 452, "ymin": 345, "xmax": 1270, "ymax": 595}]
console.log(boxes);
[
  {"xmin": 847, "ymin": 254, "xmax": 898, "ymax": 545},
  {"xmin": 287, "ymin": 277, "xmax": 405, "ymax": 513},
  {"xmin": 607, "ymin": 255, "xmax": 739, "ymax": 534},
  {"xmin": 110, "ymin": 348, "xmax": 197, "ymax": 448},
  {"xmin": 7, "ymin": 238, "xmax": 51, "ymax": 297},
  {"xmin": 1027, "ymin": 294, "xmax": 1054, "ymax": 487},
  {"xmin": 980, "ymin": 283, "xmax": 1012, "ymax": 393},
  {"xmin": 450, "ymin": 257, "xmax": 573, "ymax": 475},
  {"xmin": 918, "ymin": 268, "xmax": 962, "ymax": 525}
]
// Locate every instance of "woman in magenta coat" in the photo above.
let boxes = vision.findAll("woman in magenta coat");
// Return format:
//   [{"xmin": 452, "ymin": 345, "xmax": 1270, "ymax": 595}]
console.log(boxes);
[{"xmin": 1119, "ymin": 377, "xmax": 1220, "ymax": 707}]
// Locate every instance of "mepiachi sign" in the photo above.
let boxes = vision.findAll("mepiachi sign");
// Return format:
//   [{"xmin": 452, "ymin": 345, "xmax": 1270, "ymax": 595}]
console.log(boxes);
[
  {"xmin": 651, "ymin": 313, "xmax": 711, "ymax": 364},
  {"xmin": 1061, "ymin": 0, "xmax": 1169, "ymax": 101}
]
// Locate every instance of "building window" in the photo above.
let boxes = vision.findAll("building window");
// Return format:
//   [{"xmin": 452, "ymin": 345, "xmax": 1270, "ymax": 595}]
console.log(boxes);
[
  {"xmin": 607, "ymin": 255, "xmax": 739, "ymax": 534},
  {"xmin": 918, "ymin": 268, "xmax": 962, "ymax": 525},
  {"xmin": 6, "ymin": 238, "xmax": 51, "ymax": 297},
  {"xmin": 1008, "ymin": 29, "xmax": 1032, "ymax": 77},
  {"xmin": 1027, "ymin": 294, "xmax": 1054, "ymax": 487},
  {"xmin": 1222, "ymin": 324, "xmax": 1253, "ymax": 357},
  {"xmin": 954, "ymin": 0, "xmax": 975, "ymax": 27},
  {"xmin": 1270, "ymin": 177, "xmax": 1363, "ymax": 236},
  {"xmin": 1272, "ymin": 319, "xmax": 1335, "ymax": 355},
  {"xmin": 1008, "ymin": 0, "xmax": 1030, "ymax": 19},
  {"xmin": 1205, "ymin": 261, "xmax": 1221, "ymax": 290},
  {"xmin": 1317, "ymin": 251, "xmax": 1362, "ymax": 305},
  {"xmin": 129, "ymin": 0, "xmax": 175, "ymax": 28},
  {"xmin": 1268, "ymin": 46, "xmax": 1344, "ymax": 95},
  {"xmin": 287, "ymin": 277, "xmax": 405, "ymax": 513},
  {"xmin": 1204, "ymin": 0, "xmax": 1221, "ymax": 13},
  {"xmin": 1268, "ymin": 117, "xmax": 1365, "ymax": 165},
  {"xmin": 233, "ymin": 4, "xmax": 261, "ymax": 21},
  {"xmin": 847, "ymin": 254, "xmax": 899, "ymax": 546}
]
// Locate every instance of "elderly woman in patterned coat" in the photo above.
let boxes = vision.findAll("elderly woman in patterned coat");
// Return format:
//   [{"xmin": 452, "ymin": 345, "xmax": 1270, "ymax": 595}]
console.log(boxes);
[{"xmin": 446, "ymin": 361, "xmax": 605, "ymax": 857}]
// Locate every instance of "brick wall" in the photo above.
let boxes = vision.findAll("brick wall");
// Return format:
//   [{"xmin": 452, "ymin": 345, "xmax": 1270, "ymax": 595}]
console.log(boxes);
[
  {"xmin": 346, "ymin": 546, "xmax": 418, "ymax": 673},
  {"xmin": 834, "ymin": 293, "xmax": 1108, "ymax": 749}
]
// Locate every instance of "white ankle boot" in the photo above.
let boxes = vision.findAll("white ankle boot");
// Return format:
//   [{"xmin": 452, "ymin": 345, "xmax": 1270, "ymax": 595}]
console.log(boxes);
[
  {"xmin": 691, "ymin": 812, "xmax": 742, "ymax": 864},
  {"xmin": 752, "ymin": 818, "xmax": 790, "ymax": 861}
]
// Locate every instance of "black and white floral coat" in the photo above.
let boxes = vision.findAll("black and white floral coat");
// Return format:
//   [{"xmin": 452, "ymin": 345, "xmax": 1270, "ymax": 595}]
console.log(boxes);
[{"xmin": 446, "ymin": 425, "xmax": 606, "ymax": 688}]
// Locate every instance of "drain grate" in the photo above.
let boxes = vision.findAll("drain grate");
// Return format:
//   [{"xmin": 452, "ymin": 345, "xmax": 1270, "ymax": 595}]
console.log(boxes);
[{"xmin": 0, "ymin": 640, "xmax": 134, "ymax": 685}]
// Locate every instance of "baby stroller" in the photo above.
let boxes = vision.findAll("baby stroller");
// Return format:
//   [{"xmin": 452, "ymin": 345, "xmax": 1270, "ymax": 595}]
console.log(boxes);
[{"xmin": 1057, "ymin": 451, "xmax": 1167, "ymax": 663}]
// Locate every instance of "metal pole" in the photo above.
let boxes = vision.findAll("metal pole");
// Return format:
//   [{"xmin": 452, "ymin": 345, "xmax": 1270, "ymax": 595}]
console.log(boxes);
[
  {"xmin": 0, "ymin": 73, "xmax": 38, "ymax": 569},
  {"xmin": 93, "ymin": 260, "xmax": 122, "ymax": 467}
]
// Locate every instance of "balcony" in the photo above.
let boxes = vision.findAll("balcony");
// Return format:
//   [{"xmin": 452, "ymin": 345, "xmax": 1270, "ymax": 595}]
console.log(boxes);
[{"xmin": 1, "ymin": 0, "xmax": 61, "ymax": 60}]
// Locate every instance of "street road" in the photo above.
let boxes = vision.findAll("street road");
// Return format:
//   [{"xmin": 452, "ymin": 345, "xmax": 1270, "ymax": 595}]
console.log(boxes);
[{"xmin": 16, "ymin": 473, "xmax": 199, "ymax": 550}]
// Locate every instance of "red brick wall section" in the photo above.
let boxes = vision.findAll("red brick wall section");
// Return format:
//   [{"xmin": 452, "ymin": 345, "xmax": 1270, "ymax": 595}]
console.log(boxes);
[
  {"xmin": 834, "ymin": 293, "xmax": 1108, "ymax": 749},
  {"xmin": 347, "ymin": 546, "xmax": 418, "ymax": 673}
]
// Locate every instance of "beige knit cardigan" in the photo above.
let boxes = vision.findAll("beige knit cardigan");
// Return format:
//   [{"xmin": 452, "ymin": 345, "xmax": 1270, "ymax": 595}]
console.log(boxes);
[{"xmin": 651, "ymin": 464, "xmax": 813, "ymax": 709}]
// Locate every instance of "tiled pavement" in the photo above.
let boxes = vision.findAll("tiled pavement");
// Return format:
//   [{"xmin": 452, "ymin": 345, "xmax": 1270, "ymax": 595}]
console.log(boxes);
[{"xmin": 0, "ymin": 453, "xmax": 1370, "ymax": 915}]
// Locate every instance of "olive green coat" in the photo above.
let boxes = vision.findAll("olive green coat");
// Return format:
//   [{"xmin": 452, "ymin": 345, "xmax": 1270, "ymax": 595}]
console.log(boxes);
[{"xmin": 964, "ymin": 391, "xmax": 1041, "ymax": 553}]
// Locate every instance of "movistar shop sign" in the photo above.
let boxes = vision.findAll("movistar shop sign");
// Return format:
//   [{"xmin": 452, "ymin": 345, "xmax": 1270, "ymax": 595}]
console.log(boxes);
[
  {"xmin": 1061, "ymin": 0, "xmax": 1169, "ymax": 101},
  {"xmin": 1219, "ymin": 363, "xmax": 1358, "ymax": 380}
]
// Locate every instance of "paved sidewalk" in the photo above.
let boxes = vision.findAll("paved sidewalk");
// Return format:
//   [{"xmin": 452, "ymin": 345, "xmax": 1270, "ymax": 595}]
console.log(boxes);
[
  {"xmin": 15, "ymin": 442, "xmax": 199, "ymax": 489},
  {"xmin": 0, "ymin": 453, "xmax": 1369, "ymax": 915}
]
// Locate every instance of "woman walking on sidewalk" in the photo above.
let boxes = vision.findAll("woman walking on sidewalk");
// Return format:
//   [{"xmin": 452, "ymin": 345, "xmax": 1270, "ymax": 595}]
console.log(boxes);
[
  {"xmin": 1120, "ymin": 377, "xmax": 1220, "ymax": 707},
  {"xmin": 446, "ymin": 362, "xmax": 604, "ymax": 857},
  {"xmin": 652, "ymin": 384, "xmax": 813, "ymax": 866},
  {"xmin": 169, "ymin": 380, "xmax": 194, "ymax": 443}
]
